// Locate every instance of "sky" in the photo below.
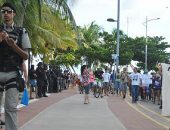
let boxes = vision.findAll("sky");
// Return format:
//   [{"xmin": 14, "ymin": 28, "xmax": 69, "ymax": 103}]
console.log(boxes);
[
  {"xmin": 67, "ymin": 0, "xmax": 170, "ymax": 73},
  {"xmin": 68, "ymin": 0, "xmax": 170, "ymax": 48}
]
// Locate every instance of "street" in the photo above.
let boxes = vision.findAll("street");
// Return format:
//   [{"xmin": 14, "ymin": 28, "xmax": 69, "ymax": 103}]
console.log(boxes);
[{"xmin": 1, "ymin": 88, "xmax": 170, "ymax": 130}]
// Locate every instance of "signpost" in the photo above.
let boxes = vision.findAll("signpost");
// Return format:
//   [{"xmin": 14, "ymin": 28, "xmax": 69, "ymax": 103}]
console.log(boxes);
[
  {"xmin": 112, "ymin": 54, "xmax": 118, "ymax": 78},
  {"xmin": 112, "ymin": 54, "xmax": 118, "ymax": 60}
]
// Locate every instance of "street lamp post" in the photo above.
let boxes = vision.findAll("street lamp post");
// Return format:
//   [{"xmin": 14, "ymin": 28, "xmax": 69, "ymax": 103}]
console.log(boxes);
[
  {"xmin": 143, "ymin": 16, "xmax": 160, "ymax": 71},
  {"xmin": 107, "ymin": 0, "xmax": 120, "ymax": 72},
  {"xmin": 116, "ymin": 0, "xmax": 120, "ymax": 71}
]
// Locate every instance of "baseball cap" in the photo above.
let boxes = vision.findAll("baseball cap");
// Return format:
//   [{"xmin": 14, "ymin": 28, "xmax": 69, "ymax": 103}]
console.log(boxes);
[{"xmin": 1, "ymin": 2, "xmax": 16, "ymax": 13}]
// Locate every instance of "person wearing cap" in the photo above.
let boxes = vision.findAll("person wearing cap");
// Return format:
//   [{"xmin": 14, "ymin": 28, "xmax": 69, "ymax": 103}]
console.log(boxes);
[{"xmin": 0, "ymin": 2, "xmax": 31, "ymax": 130}]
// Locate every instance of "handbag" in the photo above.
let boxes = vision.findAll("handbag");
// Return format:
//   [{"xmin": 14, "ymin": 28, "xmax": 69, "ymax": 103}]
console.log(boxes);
[
  {"xmin": 16, "ymin": 76, "xmax": 25, "ymax": 92},
  {"xmin": 16, "ymin": 67, "xmax": 25, "ymax": 92},
  {"xmin": 17, "ymin": 73, "xmax": 25, "ymax": 92},
  {"xmin": 21, "ymin": 88, "xmax": 29, "ymax": 106}
]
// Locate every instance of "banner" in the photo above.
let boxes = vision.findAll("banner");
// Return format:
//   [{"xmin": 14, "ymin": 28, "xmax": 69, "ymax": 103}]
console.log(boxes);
[{"xmin": 161, "ymin": 63, "xmax": 170, "ymax": 116}]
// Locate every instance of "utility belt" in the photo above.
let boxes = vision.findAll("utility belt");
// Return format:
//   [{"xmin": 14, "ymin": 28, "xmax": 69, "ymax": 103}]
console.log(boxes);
[
  {"xmin": 0, "ymin": 78, "xmax": 17, "ymax": 92},
  {"xmin": 0, "ymin": 66, "xmax": 25, "ymax": 92}
]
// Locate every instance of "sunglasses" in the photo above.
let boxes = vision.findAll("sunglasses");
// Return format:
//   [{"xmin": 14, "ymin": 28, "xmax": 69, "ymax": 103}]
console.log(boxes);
[{"xmin": 1, "ymin": 9, "xmax": 13, "ymax": 14}]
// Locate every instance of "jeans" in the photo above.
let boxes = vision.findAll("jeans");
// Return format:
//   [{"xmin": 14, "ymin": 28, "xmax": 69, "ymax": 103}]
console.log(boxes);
[
  {"xmin": 131, "ymin": 85, "xmax": 139, "ymax": 103},
  {"xmin": 115, "ymin": 81, "xmax": 121, "ymax": 94}
]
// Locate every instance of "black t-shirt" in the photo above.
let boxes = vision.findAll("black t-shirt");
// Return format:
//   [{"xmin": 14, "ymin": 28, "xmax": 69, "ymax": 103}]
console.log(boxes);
[
  {"xmin": 94, "ymin": 70, "xmax": 104, "ymax": 80},
  {"xmin": 29, "ymin": 69, "xmax": 37, "ymax": 79}
]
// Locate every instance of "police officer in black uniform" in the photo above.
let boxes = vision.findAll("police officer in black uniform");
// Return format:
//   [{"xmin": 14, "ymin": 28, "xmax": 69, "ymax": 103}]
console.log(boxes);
[
  {"xmin": 43, "ymin": 64, "xmax": 48, "ymax": 97},
  {"xmin": 36, "ymin": 62, "xmax": 44, "ymax": 98}
]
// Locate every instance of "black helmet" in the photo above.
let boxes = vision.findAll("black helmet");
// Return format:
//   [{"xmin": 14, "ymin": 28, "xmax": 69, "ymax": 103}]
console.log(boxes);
[{"xmin": 37, "ymin": 62, "xmax": 43, "ymax": 66}]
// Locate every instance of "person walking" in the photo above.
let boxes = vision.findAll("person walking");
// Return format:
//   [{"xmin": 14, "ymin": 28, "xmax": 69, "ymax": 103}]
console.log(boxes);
[
  {"xmin": 102, "ymin": 68, "xmax": 111, "ymax": 96},
  {"xmin": 120, "ymin": 67, "xmax": 129, "ymax": 99},
  {"xmin": 110, "ymin": 70, "xmax": 116, "ymax": 94},
  {"xmin": 141, "ymin": 71, "xmax": 152, "ymax": 100},
  {"xmin": 0, "ymin": 2, "xmax": 31, "ymax": 130},
  {"xmin": 129, "ymin": 67, "xmax": 142, "ymax": 103},
  {"xmin": 89, "ymin": 68, "xmax": 95, "ymax": 92},
  {"xmin": 81, "ymin": 65, "xmax": 90, "ymax": 104},
  {"xmin": 115, "ymin": 69, "xmax": 121, "ymax": 95}
]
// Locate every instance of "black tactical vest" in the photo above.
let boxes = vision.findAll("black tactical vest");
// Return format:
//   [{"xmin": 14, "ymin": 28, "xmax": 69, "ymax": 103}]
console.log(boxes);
[{"xmin": 0, "ymin": 24, "xmax": 23, "ymax": 72}]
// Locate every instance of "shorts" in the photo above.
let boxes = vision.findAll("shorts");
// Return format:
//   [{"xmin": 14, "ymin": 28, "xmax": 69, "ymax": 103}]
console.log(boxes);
[
  {"xmin": 29, "ymin": 79, "xmax": 37, "ymax": 87},
  {"xmin": 84, "ymin": 84, "xmax": 90, "ymax": 94},
  {"xmin": 103, "ymin": 82, "xmax": 109, "ymax": 87},
  {"xmin": 103, "ymin": 82, "xmax": 109, "ymax": 89},
  {"xmin": 121, "ymin": 83, "xmax": 127, "ymax": 91}
]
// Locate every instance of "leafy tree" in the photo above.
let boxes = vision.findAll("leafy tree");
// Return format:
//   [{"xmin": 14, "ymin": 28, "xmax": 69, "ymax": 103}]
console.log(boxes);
[
  {"xmin": 131, "ymin": 36, "xmax": 170, "ymax": 70},
  {"xmin": 77, "ymin": 22, "xmax": 103, "ymax": 67},
  {"xmin": 100, "ymin": 29, "xmax": 133, "ymax": 66}
]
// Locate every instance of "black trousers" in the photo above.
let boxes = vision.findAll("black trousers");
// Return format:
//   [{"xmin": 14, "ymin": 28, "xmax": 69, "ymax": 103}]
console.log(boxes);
[{"xmin": 37, "ymin": 79, "xmax": 43, "ymax": 97}]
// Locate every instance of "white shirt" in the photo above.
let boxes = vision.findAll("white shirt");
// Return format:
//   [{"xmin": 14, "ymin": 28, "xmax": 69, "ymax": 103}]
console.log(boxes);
[
  {"xmin": 102, "ymin": 72, "xmax": 110, "ymax": 83},
  {"xmin": 129, "ymin": 72, "xmax": 141, "ymax": 85},
  {"xmin": 141, "ymin": 74, "xmax": 152, "ymax": 86}
]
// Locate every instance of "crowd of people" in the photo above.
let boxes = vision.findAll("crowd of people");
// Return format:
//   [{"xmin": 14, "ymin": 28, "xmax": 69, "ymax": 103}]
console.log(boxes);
[
  {"xmin": 28, "ymin": 62, "xmax": 74, "ymax": 99},
  {"xmin": 79, "ymin": 64, "xmax": 162, "ymax": 109}
]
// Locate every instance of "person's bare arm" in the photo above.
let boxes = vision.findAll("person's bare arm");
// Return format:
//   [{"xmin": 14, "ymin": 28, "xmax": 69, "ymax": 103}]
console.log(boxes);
[{"xmin": 21, "ymin": 62, "xmax": 28, "ymax": 83}]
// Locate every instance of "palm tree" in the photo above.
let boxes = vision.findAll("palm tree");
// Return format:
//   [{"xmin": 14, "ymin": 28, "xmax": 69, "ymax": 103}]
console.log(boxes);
[
  {"xmin": 0, "ymin": 0, "xmax": 79, "ymax": 63},
  {"xmin": 0, "ymin": 0, "xmax": 82, "ymax": 73},
  {"xmin": 77, "ymin": 22, "xmax": 102, "ymax": 67}
]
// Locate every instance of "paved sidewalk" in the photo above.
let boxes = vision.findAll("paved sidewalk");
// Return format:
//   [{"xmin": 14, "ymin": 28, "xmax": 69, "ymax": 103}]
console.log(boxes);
[
  {"xmin": 1, "ymin": 88, "xmax": 169, "ymax": 130},
  {"xmin": 108, "ymin": 95, "xmax": 168, "ymax": 130},
  {"xmin": 19, "ymin": 94, "xmax": 127, "ymax": 130}
]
